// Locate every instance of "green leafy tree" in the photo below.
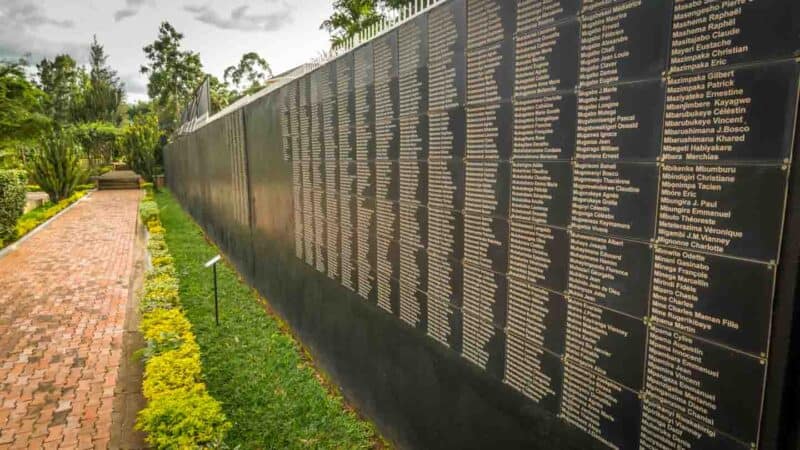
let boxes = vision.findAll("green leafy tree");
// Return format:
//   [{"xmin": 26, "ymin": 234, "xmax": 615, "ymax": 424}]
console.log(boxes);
[
  {"xmin": 28, "ymin": 130, "xmax": 88, "ymax": 203},
  {"xmin": 127, "ymin": 100, "xmax": 153, "ymax": 123},
  {"xmin": 320, "ymin": 0, "xmax": 383, "ymax": 48},
  {"xmin": 382, "ymin": 0, "xmax": 414, "ymax": 8},
  {"xmin": 0, "ymin": 59, "xmax": 52, "ymax": 169},
  {"xmin": 320, "ymin": 0, "xmax": 413, "ymax": 48},
  {"xmin": 36, "ymin": 54, "xmax": 86, "ymax": 123},
  {"xmin": 141, "ymin": 22, "xmax": 204, "ymax": 133},
  {"xmin": 207, "ymin": 75, "xmax": 233, "ymax": 114},
  {"xmin": 70, "ymin": 121, "xmax": 122, "ymax": 170},
  {"xmin": 78, "ymin": 36, "xmax": 125, "ymax": 124},
  {"xmin": 121, "ymin": 114, "xmax": 162, "ymax": 187},
  {"xmin": 223, "ymin": 52, "xmax": 272, "ymax": 95}
]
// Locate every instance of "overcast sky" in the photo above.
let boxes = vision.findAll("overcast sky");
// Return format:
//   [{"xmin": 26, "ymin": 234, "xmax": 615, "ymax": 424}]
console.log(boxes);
[{"xmin": 0, "ymin": 0, "xmax": 335, "ymax": 102}]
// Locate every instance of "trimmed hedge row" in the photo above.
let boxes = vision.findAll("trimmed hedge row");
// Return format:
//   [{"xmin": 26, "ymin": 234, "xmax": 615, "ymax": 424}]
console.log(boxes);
[
  {"xmin": 137, "ymin": 194, "xmax": 231, "ymax": 449},
  {"xmin": 0, "ymin": 170, "xmax": 27, "ymax": 247}
]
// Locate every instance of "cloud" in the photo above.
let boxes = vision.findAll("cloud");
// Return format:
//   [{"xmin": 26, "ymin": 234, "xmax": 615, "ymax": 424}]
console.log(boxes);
[
  {"xmin": 118, "ymin": 72, "xmax": 149, "ymax": 102},
  {"xmin": 114, "ymin": 0, "xmax": 152, "ymax": 22},
  {"xmin": 114, "ymin": 9, "xmax": 137, "ymax": 21},
  {"xmin": 0, "ymin": 35, "xmax": 87, "ymax": 64},
  {"xmin": 0, "ymin": 0, "xmax": 74, "ymax": 29},
  {"xmin": 121, "ymin": 72, "xmax": 148, "ymax": 95},
  {"xmin": 0, "ymin": 0, "xmax": 85, "ymax": 62},
  {"xmin": 183, "ymin": 2, "xmax": 291, "ymax": 32}
]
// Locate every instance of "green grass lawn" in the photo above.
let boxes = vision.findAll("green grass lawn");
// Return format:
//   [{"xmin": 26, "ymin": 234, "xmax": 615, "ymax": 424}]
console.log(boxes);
[{"xmin": 154, "ymin": 189, "xmax": 382, "ymax": 449}]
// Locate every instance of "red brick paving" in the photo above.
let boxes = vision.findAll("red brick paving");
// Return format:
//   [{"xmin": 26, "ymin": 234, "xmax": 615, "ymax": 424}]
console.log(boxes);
[{"xmin": 0, "ymin": 190, "xmax": 142, "ymax": 449}]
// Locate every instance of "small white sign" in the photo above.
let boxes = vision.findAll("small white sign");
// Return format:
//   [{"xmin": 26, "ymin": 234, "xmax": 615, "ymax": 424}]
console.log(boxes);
[{"xmin": 204, "ymin": 255, "xmax": 221, "ymax": 268}]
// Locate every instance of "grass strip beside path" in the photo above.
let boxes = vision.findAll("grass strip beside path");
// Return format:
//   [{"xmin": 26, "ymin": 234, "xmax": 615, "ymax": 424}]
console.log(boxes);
[{"xmin": 154, "ymin": 189, "xmax": 380, "ymax": 449}]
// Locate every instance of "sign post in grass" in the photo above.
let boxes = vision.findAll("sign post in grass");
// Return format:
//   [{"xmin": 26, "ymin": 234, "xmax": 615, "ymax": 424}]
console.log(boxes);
[{"xmin": 204, "ymin": 254, "xmax": 222, "ymax": 325}]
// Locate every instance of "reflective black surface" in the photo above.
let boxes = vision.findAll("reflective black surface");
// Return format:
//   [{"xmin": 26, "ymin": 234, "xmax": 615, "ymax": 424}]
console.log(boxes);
[{"xmin": 165, "ymin": 1, "xmax": 800, "ymax": 448}]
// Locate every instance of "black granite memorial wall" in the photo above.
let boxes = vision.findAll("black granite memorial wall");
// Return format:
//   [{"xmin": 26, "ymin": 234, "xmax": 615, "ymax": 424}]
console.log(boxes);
[{"xmin": 165, "ymin": 0, "xmax": 800, "ymax": 448}]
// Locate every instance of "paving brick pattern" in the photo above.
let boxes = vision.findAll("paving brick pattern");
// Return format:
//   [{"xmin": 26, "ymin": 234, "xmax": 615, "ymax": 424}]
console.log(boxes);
[{"xmin": 0, "ymin": 191, "xmax": 142, "ymax": 449}]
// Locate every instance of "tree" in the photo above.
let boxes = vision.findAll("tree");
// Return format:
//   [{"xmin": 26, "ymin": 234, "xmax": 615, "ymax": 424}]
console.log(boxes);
[
  {"xmin": 89, "ymin": 35, "xmax": 119, "ymax": 87},
  {"xmin": 127, "ymin": 100, "xmax": 153, "ymax": 123},
  {"xmin": 36, "ymin": 54, "xmax": 85, "ymax": 123},
  {"xmin": 0, "ymin": 59, "xmax": 51, "ymax": 169},
  {"xmin": 120, "ymin": 114, "xmax": 162, "ymax": 187},
  {"xmin": 223, "ymin": 52, "xmax": 272, "ymax": 95},
  {"xmin": 207, "ymin": 75, "xmax": 233, "ymax": 114},
  {"xmin": 27, "ymin": 130, "xmax": 88, "ymax": 203},
  {"xmin": 140, "ymin": 22, "xmax": 204, "ymax": 132},
  {"xmin": 382, "ymin": 0, "xmax": 413, "ymax": 8},
  {"xmin": 70, "ymin": 121, "xmax": 122, "ymax": 170},
  {"xmin": 320, "ymin": 0, "xmax": 413, "ymax": 48},
  {"xmin": 78, "ymin": 36, "xmax": 125, "ymax": 124},
  {"xmin": 320, "ymin": 0, "xmax": 383, "ymax": 48}
]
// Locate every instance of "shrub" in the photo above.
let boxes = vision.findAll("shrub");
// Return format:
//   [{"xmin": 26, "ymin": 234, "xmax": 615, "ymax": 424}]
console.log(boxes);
[
  {"xmin": 148, "ymin": 224, "xmax": 166, "ymax": 236},
  {"xmin": 147, "ymin": 239, "xmax": 168, "ymax": 254},
  {"xmin": 14, "ymin": 218, "xmax": 38, "ymax": 238},
  {"xmin": 136, "ymin": 204, "xmax": 230, "ymax": 449},
  {"xmin": 137, "ymin": 389, "xmax": 231, "ymax": 449},
  {"xmin": 2, "ymin": 189, "xmax": 87, "ymax": 249},
  {"xmin": 151, "ymin": 254, "xmax": 175, "ymax": 268},
  {"xmin": 27, "ymin": 131, "xmax": 88, "ymax": 203},
  {"xmin": 140, "ymin": 296, "xmax": 177, "ymax": 314},
  {"xmin": 0, "ymin": 170, "xmax": 26, "ymax": 245},
  {"xmin": 148, "ymin": 264, "xmax": 176, "ymax": 279},
  {"xmin": 141, "ymin": 275, "xmax": 180, "ymax": 310},
  {"xmin": 70, "ymin": 121, "xmax": 122, "ymax": 169},
  {"xmin": 142, "ymin": 342, "xmax": 203, "ymax": 399},
  {"xmin": 147, "ymin": 233, "xmax": 167, "ymax": 248},
  {"xmin": 151, "ymin": 246, "xmax": 169, "ymax": 259},
  {"xmin": 139, "ymin": 200, "xmax": 159, "ymax": 224},
  {"xmin": 141, "ymin": 308, "xmax": 193, "ymax": 346},
  {"xmin": 121, "ymin": 114, "xmax": 162, "ymax": 187}
]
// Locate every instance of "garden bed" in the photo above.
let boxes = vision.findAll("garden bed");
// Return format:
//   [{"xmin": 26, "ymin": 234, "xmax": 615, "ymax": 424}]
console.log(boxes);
[
  {"xmin": 153, "ymin": 189, "xmax": 382, "ymax": 449},
  {"xmin": 0, "ymin": 189, "xmax": 90, "ymax": 250},
  {"xmin": 137, "ymin": 192, "xmax": 230, "ymax": 448}
]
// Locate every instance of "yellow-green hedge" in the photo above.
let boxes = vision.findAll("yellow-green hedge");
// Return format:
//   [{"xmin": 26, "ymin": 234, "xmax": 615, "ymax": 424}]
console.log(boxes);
[
  {"xmin": 139, "ymin": 199, "xmax": 159, "ymax": 225},
  {"xmin": 137, "ymin": 196, "xmax": 231, "ymax": 449},
  {"xmin": 1, "ymin": 189, "xmax": 88, "ymax": 249}
]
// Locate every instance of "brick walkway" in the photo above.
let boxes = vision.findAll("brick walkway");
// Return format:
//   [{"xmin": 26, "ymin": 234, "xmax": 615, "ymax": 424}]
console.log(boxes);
[{"xmin": 0, "ymin": 190, "xmax": 142, "ymax": 449}]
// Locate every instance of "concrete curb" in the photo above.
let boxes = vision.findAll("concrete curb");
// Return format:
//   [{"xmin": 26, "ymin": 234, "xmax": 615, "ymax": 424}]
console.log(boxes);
[{"xmin": 0, "ymin": 190, "xmax": 95, "ymax": 261}]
